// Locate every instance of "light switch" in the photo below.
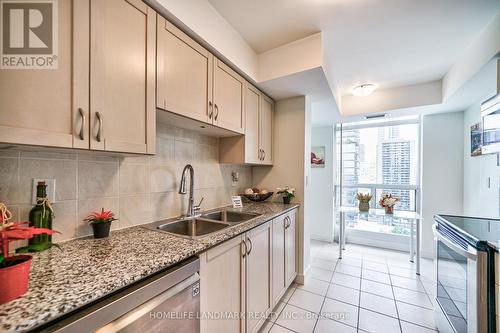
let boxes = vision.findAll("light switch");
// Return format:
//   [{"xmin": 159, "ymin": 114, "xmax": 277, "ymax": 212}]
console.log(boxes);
[{"xmin": 31, "ymin": 179, "xmax": 56, "ymax": 204}]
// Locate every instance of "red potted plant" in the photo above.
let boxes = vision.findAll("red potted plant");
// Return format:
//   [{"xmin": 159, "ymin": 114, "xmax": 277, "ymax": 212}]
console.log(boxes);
[
  {"xmin": 0, "ymin": 203, "xmax": 57, "ymax": 304},
  {"xmin": 85, "ymin": 208, "xmax": 117, "ymax": 239}
]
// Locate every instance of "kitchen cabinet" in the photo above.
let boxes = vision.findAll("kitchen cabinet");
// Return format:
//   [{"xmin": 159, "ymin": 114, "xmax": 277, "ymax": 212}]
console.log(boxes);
[
  {"xmin": 260, "ymin": 94, "xmax": 274, "ymax": 165},
  {"xmin": 0, "ymin": 0, "xmax": 89, "ymax": 149},
  {"xmin": 200, "ymin": 221, "xmax": 273, "ymax": 333},
  {"xmin": 246, "ymin": 222, "xmax": 272, "ymax": 333},
  {"xmin": 90, "ymin": 0, "xmax": 156, "ymax": 154},
  {"xmin": 156, "ymin": 24, "xmax": 244, "ymax": 135},
  {"xmin": 156, "ymin": 17, "xmax": 212, "ymax": 124},
  {"xmin": 212, "ymin": 59, "xmax": 245, "ymax": 134},
  {"xmin": 285, "ymin": 209, "xmax": 297, "ymax": 285},
  {"xmin": 272, "ymin": 214, "xmax": 286, "ymax": 305},
  {"xmin": 200, "ymin": 235, "xmax": 246, "ymax": 333},
  {"xmin": 271, "ymin": 209, "xmax": 297, "ymax": 305},
  {"xmin": 0, "ymin": 0, "xmax": 155, "ymax": 154},
  {"xmin": 219, "ymin": 83, "xmax": 274, "ymax": 165}
]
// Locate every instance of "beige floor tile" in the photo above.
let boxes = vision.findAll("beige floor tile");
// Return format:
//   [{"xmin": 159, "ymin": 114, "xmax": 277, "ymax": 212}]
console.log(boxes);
[
  {"xmin": 320, "ymin": 298, "xmax": 358, "ymax": 328},
  {"xmin": 275, "ymin": 304, "xmax": 317, "ymax": 333},
  {"xmin": 358, "ymin": 308, "xmax": 401, "ymax": 333},
  {"xmin": 360, "ymin": 292, "xmax": 398, "ymax": 318},
  {"xmin": 326, "ymin": 284, "xmax": 360, "ymax": 306},
  {"xmin": 289, "ymin": 289, "xmax": 324, "ymax": 313},
  {"xmin": 314, "ymin": 317, "xmax": 357, "ymax": 333}
]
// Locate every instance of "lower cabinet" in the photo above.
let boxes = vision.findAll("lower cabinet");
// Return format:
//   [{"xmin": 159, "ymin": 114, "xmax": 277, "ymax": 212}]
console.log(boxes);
[
  {"xmin": 199, "ymin": 208, "xmax": 297, "ymax": 333},
  {"xmin": 246, "ymin": 222, "xmax": 272, "ymax": 333},
  {"xmin": 200, "ymin": 235, "xmax": 245, "ymax": 333},
  {"xmin": 271, "ymin": 210, "xmax": 297, "ymax": 306}
]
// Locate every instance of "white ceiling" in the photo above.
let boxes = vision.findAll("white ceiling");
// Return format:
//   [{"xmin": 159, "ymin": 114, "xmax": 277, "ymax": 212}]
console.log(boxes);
[{"xmin": 208, "ymin": 0, "xmax": 500, "ymax": 95}]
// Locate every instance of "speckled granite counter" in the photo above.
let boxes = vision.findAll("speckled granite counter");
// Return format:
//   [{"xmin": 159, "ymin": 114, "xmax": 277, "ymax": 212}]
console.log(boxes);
[{"xmin": 0, "ymin": 202, "xmax": 298, "ymax": 333}]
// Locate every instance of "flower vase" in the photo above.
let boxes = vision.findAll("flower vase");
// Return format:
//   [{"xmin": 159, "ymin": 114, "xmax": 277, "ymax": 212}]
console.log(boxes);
[
  {"xmin": 385, "ymin": 206, "xmax": 394, "ymax": 214},
  {"xmin": 359, "ymin": 201, "xmax": 370, "ymax": 212},
  {"xmin": 283, "ymin": 196, "xmax": 291, "ymax": 204}
]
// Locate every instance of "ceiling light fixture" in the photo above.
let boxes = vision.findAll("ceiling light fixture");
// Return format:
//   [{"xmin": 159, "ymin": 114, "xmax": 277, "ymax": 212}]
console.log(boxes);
[{"xmin": 352, "ymin": 84, "xmax": 376, "ymax": 97}]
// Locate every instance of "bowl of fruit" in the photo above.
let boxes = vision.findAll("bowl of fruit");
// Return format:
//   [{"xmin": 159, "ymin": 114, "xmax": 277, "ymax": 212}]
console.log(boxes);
[{"xmin": 240, "ymin": 188, "xmax": 274, "ymax": 202}]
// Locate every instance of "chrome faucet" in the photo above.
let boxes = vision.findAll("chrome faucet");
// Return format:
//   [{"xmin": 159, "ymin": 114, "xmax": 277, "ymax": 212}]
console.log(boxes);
[{"xmin": 179, "ymin": 164, "xmax": 203, "ymax": 217}]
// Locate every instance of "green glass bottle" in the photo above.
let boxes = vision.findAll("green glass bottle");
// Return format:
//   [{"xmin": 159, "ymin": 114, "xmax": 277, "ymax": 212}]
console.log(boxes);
[{"xmin": 28, "ymin": 182, "xmax": 53, "ymax": 246}]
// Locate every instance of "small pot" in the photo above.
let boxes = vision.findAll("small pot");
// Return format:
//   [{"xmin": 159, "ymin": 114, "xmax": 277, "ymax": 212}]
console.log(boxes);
[
  {"xmin": 0, "ymin": 255, "xmax": 32, "ymax": 304},
  {"xmin": 385, "ymin": 206, "xmax": 394, "ymax": 214},
  {"xmin": 91, "ymin": 222, "xmax": 111, "ymax": 238},
  {"xmin": 359, "ymin": 201, "xmax": 370, "ymax": 212},
  {"xmin": 283, "ymin": 196, "xmax": 291, "ymax": 204}
]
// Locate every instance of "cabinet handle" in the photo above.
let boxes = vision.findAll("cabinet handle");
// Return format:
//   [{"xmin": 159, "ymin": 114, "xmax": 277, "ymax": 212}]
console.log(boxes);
[
  {"xmin": 78, "ymin": 108, "xmax": 85, "ymax": 140},
  {"xmin": 96, "ymin": 111, "xmax": 103, "ymax": 143},
  {"xmin": 208, "ymin": 101, "xmax": 213, "ymax": 119},
  {"xmin": 259, "ymin": 149, "xmax": 263, "ymax": 160},
  {"xmin": 214, "ymin": 104, "xmax": 219, "ymax": 121},
  {"xmin": 285, "ymin": 216, "xmax": 290, "ymax": 229},
  {"xmin": 242, "ymin": 239, "xmax": 247, "ymax": 258},
  {"xmin": 246, "ymin": 237, "xmax": 253, "ymax": 255},
  {"xmin": 263, "ymin": 150, "xmax": 266, "ymax": 161}
]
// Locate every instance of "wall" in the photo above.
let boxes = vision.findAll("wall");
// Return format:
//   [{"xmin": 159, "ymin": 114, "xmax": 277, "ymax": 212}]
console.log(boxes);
[
  {"xmin": 463, "ymin": 102, "xmax": 499, "ymax": 217},
  {"xmin": 150, "ymin": 0, "xmax": 258, "ymax": 80},
  {"xmin": 421, "ymin": 112, "xmax": 464, "ymax": 258},
  {"xmin": 309, "ymin": 126, "xmax": 335, "ymax": 242},
  {"xmin": 0, "ymin": 124, "xmax": 252, "ymax": 243},
  {"xmin": 253, "ymin": 96, "xmax": 312, "ymax": 280}
]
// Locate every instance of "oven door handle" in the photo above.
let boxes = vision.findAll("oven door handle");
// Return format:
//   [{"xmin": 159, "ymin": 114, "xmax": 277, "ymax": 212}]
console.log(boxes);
[{"xmin": 433, "ymin": 224, "xmax": 477, "ymax": 260}]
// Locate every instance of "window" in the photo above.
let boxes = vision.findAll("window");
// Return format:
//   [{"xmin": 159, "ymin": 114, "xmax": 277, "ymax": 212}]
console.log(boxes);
[{"xmin": 335, "ymin": 117, "xmax": 420, "ymax": 243}]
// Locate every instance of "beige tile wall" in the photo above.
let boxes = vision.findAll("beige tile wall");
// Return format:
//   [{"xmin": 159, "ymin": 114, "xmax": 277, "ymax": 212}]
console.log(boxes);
[{"xmin": 0, "ymin": 123, "xmax": 252, "ymax": 243}]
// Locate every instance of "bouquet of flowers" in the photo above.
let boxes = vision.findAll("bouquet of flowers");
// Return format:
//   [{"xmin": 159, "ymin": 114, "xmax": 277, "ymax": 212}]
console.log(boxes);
[{"xmin": 379, "ymin": 193, "xmax": 400, "ymax": 214}]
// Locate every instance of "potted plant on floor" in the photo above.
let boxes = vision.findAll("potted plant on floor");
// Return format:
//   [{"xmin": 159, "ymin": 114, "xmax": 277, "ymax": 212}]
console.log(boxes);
[
  {"xmin": 0, "ymin": 203, "xmax": 57, "ymax": 304},
  {"xmin": 277, "ymin": 186, "xmax": 295, "ymax": 204},
  {"xmin": 379, "ymin": 193, "xmax": 400, "ymax": 214},
  {"xmin": 85, "ymin": 208, "xmax": 117, "ymax": 239}
]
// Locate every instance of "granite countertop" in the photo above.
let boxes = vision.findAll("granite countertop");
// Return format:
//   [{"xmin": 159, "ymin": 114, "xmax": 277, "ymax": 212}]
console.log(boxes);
[{"xmin": 0, "ymin": 202, "xmax": 299, "ymax": 333}]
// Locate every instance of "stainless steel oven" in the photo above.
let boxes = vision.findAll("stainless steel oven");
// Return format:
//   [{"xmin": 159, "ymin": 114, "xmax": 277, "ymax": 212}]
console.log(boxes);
[{"xmin": 433, "ymin": 215, "xmax": 497, "ymax": 333}]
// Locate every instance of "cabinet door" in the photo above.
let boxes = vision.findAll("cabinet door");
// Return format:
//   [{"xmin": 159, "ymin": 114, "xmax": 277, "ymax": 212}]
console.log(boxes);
[
  {"xmin": 157, "ymin": 17, "xmax": 213, "ymax": 124},
  {"xmin": 285, "ymin": 210, "xmax": 297, "ymax": 285},
  {"xmin": 246, "ymin": 222, "xmax": 272, "ymax": 333},
  {"xmin": 90, "ymin": 0, "xmax": 155, "ymax": 154},
  {"xmin": 244, "ymin": 84, "xmax": 261, "ymax": 164},
  {"xmin": 272, "ymin": 216, "xmax": 286, "ymax": 305},
  {"xmin": 260, "ymin": 95, "xmax": 274, "ymax": 165},
  {"xmin": 200, "ymin": 236, "xmax": 245, "ymax": 333},
  {"xmin": 0, "ymin": 0, "xmax": 89, "ymax": 149},
  {"xmin": 213, "ymin": 59, "xmax": 245, "ymax": 134}
]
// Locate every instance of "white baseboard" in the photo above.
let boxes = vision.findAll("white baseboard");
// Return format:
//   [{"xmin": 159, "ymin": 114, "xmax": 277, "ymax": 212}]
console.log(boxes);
[
  {"xmin": 295, "ymin": 263, "xmax": 311, "ymax": 285},
  {"xmin": 310, "ymin": 234, "xmax": 334, "ymax": 243}
]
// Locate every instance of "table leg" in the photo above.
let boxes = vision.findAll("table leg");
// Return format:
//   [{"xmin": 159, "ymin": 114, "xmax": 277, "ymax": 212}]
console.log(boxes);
[
  {"xmin": 342, "ymin": 213, "xmax": 346, "ymax": 250},
  {"xmin": 339, "ymin": 212, "xmax": 344, "ymax": 259},
  {"xmin": 410, "ymin": 219, "xmax": 415, "ymax": 263},
  {"xmin": 416, "ymin": 218, "xmax": 421, "ymax": 275}
]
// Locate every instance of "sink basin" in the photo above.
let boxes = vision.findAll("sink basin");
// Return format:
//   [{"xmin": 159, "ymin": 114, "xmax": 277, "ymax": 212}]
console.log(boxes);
[
  {"xmin": 201, "ymin": 210, "xmax": 260, "ymax": 223},
  {"xmin": 153, "ymin": 218, "xmax": 230, "ymax": 239}
]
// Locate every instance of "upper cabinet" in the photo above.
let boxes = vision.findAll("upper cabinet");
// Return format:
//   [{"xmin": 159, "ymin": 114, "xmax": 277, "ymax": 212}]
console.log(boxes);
[
  {"xmin": 219, "ymin": 82, "xmax": 274, "ymax": 165},
  {"xmin": 156, "ymin": 23, "xmax": 244, "ymax": 135},
  {"xmin": 0, "ymin": 0, "xmax": 89, "ymax": 149},
  {"xmin": 156, "ymin": 17, "xmax": 212, "ymax": 124},
  {"xmin": 212, "ymin": 59, "xmax": 245, "ymax": 133},
  {"xmin": 0, "ymin": 0, "xmax": 156, "ymax": 154},
  {"xmin": 90, "ymin": 0, "xmax": 156, "ymax": 154}
]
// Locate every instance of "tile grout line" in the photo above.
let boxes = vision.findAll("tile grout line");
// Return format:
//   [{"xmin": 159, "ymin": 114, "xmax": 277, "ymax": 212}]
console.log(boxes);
[{"xmin": 387, "ymin": 259, "xmax": 404, "ymax": 333}]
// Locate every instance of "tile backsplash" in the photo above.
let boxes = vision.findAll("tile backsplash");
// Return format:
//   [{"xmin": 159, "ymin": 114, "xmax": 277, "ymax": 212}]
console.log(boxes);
[{"xmin": 0, "ymin": 123, "xmax": 252, "ymax": 242}]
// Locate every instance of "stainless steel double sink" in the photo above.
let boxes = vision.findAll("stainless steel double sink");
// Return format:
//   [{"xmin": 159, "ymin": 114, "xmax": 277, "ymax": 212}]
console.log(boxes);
[{"xmin": 145, "ymin": 209, "xmax": 261, "ymax": 239}]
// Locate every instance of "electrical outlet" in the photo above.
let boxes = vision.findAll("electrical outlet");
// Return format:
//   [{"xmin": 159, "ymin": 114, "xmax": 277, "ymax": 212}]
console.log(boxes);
[{"xmin": 32, "ymin": 179, "xmax": 56, "ymax": 205}]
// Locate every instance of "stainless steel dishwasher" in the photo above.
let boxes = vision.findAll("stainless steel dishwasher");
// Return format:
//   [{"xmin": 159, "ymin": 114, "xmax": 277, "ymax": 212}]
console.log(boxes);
[{"xmin": 46, "ymin": 258, "xmax": 200, "ymax": 333}]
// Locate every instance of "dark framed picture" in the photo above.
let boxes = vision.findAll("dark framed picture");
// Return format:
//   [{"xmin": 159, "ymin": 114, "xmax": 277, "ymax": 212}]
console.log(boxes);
[{"xmin": 471, "ymin": 123, "xmax": 482, "ymax": 156}]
